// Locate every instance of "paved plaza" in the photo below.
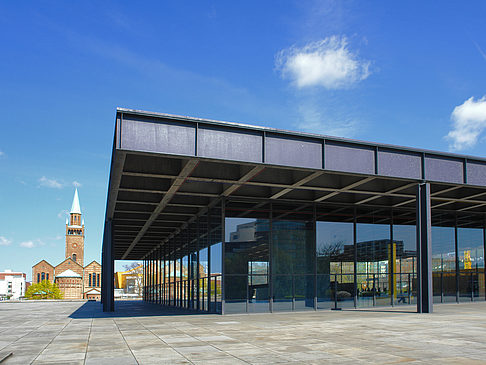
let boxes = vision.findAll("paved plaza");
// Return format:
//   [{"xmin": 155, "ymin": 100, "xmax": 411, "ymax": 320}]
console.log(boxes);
[{"xmin": 0, "ymin": 300, "xmax": 486, "ymax": 364}]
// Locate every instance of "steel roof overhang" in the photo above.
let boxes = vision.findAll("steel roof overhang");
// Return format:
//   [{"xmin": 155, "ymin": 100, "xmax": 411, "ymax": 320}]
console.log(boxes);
[{"xmin": 104, "ymin": 108, "xmax": 486, "ymax": 261}]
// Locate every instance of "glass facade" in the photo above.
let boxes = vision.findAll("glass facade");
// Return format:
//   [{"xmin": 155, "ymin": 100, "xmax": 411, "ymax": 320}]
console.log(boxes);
[{"xmin": 142, "ymin": 199, "xmax": 486, "ymax": 314}]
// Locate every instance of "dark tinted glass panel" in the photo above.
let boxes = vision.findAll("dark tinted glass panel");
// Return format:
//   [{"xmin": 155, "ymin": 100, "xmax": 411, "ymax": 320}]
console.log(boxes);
[
  {"xmin": 432, "ymin": 225, "xmax": 456, "ymax": 303},
  {"xmin": 272, "ymin": 220, "xmax": 314, "ymax": 275},
  {"xmin": 393, "ymin": 224, "xmax": 417, "ymax": 305},
  {"xmin": 356, "ymin": 222, "xmax": 390, "ymax": 307},
  {"xmin": 316, "ymin": 221, "xmax": 354, "ymax": 309},
  {"xmin": 224, "ymin": 218, "xmax": 269, "ymax": 313},
  {"xmin": 458, "ymin": 228, "xmax": 484, "ymax": 302},
  {"xmin": 273, "ymin": 275, "xmax": 292, "ymax": 311},
  {"xmin": 294, "ymin": 275, "xmax": 315, "ymax": 311}
]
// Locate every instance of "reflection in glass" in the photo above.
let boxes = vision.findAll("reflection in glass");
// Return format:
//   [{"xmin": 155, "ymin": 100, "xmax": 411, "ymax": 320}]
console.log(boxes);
[
  {"xmin": 356, "ymin": 223, "xmax": 390, "ymax": 308},
  {"xmin": 316, "ymin": 221, "xmax": 354, "ymax": 309},
  {"xmin": 393, "ymin": 224, "xmax": 417, "ymax": 305},
  {"xmin": 224, "ymin": 218, "xmax": 269, "ymax": 313},
  {"xmin": 458, "ymin": 228, "xmax": 485, "ymax": 302},
  {"xmin": 432, "ymin": 226, "xmax": 456, "ymax": 303}
]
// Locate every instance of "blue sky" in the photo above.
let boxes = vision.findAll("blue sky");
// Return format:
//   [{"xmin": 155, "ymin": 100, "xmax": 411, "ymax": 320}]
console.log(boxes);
[{"xmin": 1, "ymin": 1, "xmax": 486, "ymax": 280}]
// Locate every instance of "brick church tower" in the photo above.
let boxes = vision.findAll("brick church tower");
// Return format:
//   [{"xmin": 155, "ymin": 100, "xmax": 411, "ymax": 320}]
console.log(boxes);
[{"xmin": 65, "ymin": 188, "xmax": 84, "ymax": 266}]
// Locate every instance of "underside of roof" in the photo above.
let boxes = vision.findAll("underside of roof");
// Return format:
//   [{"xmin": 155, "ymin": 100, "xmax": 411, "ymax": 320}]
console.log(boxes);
[{"xmin": 104, "ymin": 108, "xmax": 486, "ymax": 261}]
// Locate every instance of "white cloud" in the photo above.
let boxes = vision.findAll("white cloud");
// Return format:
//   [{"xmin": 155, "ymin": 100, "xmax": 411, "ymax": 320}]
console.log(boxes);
[
  {"xmin": 446, "ymin": 96, "xmax": 486, "ymax": 151},
  {"xmin": 0, "ymin": 236, "xmax": 12, "ymax": 246},
  {"xmin": 20, "ymin": 239, "xmax": 45, "ymax": 248},
  {"xmin": 72, "ymin": 181, "xmax": 82, "ymax": 188},
  {"xmin": 276, "ymin": 36, "xmax": 371, "ymax": 89},
  {"xmin": 39, "ymin": 176, "xmax": 63, "ymax": 189},
  {"xmin": 20, "ymin": 241, "xmax": 35, "ymax": 248},
  {"xmin": 0, "ymin": 151, "xmax": 4, "ymax": 157}
]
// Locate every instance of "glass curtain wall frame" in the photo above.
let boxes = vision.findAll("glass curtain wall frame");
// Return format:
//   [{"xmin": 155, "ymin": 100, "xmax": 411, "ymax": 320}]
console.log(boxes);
[
  {"xmin": 224, "ymin": 200, "xmax": 271, "ymax": 314},
  {"xmin": 356, "ymin": 209, "xmax": 393, "ymax": 308},
  {"xmin": 272, "ymin": 202, "xmax": 315, "ymax": 312},
  {"xmin": 430, "ymin": 211, "xmax": 485, "ymax": 304},
  {"xmin": 432, "ymin": 213, "xmax": 457, "ymax": 303},
  {"xmin": 142, "ymin": 196, "xmax": 485, "ymax": 314},
  {"xmin": 316, "ymin": 205, "xmax": 355, "ymax": 310},
  {"xmin": 142, "ymin": 199, "xmax": 224, "ymax": 314}
]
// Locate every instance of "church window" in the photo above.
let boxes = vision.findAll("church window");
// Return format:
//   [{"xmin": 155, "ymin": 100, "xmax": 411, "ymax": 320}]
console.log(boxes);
[
  {"xmin": 41, "ymin": 272, "xmax": 45, "ymax": 281},
  {"xmin": 93, "ymin": 272, "xmax": 96, "ymax": 286},
  {"xmin": 46, "ymin": 273, "xmax": 49, "ymax": 281},
  {"xmin": 97, "ymin": 274, "xmax": 100, "ymax": 287},
  {"xmin": 89, "ymin": 274, "xmax": 91, "ymax": 287},
  {"xmin": 73, "ymin": 254, "xmax": 77, "ymax": 262},
  {"xmin": 37, "ymin": 273, "xmax": 40, "ymax": 283}
]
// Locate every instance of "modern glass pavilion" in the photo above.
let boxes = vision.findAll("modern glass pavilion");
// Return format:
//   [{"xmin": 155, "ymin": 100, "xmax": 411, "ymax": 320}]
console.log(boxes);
[{"xmin": 101, "ymin": 108, "xmax": 486, "ymax": 314}]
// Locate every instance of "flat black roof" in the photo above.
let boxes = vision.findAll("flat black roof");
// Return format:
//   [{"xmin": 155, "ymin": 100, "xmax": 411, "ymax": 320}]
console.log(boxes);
[{"xmin": 105, "ymin": 108, "xmax": 486, "ymax": 260}]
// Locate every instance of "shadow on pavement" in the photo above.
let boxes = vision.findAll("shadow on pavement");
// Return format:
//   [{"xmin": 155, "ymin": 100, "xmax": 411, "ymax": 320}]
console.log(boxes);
[{"xmin": 69, "ymin": 300, "xmax": 214, "ymax": 319}]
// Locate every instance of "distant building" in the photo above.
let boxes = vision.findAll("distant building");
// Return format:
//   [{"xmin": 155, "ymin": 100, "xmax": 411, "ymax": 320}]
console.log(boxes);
[
  {"xmin": 32, "ymin": 189, "xmax": 102, "ymax": 300},
  {"xmin": 0, "ymin": 270, "xmax": 26, "ymax": 299},
  {"xmin": 115, "ymin": 265, "xmax": 143, "ymax": 296}
]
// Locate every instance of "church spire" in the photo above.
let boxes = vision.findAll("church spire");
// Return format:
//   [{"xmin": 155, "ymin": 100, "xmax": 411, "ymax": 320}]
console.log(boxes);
[{"xmin": 70, "ymin": 188, "xmax": 81, "ymax": 214}]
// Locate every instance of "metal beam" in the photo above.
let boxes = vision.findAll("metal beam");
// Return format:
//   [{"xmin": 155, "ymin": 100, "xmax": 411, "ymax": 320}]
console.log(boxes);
[
  {"xmin": 315, "ymin": 177, "xmax": 374, "ymax": 202},
  {"xmin": 270, "ymin": 171, "xmax": 323, "ymax": 199},
  {"xmin": 222, "ymin": 166, "xmax": 265, "ymax": 197},
  {"xmin": 107, "ymin": 153, "xmax": 126, "ymax": 220},
  {"xmin": 393, "ymin": 185, "xmax": 462, "ymax": 208},
  {"xmin": 121, "ymin": 159, "xmax": 199, "ymax": 260},
  {"xmin": 355, "ymin": 182, "xmax": 416, "ymax": 205}
]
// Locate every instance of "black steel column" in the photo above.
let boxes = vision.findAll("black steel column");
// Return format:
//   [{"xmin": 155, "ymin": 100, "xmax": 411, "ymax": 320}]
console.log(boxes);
[
  {"xmin": 101, "ymin": 245, "xmax": 105, "ymax": 304},
  {"xmin": 163, "ymin": 244, "xmax": 166, "ymax": 305},
  {"xmin": 455, "ymin": 216, "xmax": 460, "ymax": 303},
  {"xmin": 102, "ymin": 219, "xmax": 114, "ymax": 312},
  {"xmin": 416, "ymin": 183, "xmax": 433, "ymax": 313},
  {"xmin": 207, "ymin": 209, "xmax": 212, "ymax": 312},
  {"xmin": 269, "ymin": 202, "xmax": 273, "ymax": 313},
  {"xmin": 196, "ymin": 218, "xmax": 200, "ymax": 311},
  {"xmin": 221, "ymin": 199, "xmax": 226, "ymax": 315},
  {"xmin": 353, "ymin": 207, "xmax": 357, "ymax": 308},
  {"xmin": 313, "ymin": 204, "xmax": 317, "ymax": 310},
  {"xmin": 484, "ymin": 222, "xmax": 486, "ymax": 301},
  {"xmin": 390, "ymin": 210, "xmax": 394, "ymax": 306},
  {"xmin": 159, "ymin": 247, "xmax": 162, "ymax": 304}
]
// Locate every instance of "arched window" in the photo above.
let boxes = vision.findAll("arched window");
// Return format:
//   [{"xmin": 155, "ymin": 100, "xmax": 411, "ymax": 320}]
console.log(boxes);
[
  {"xmin": 41, "ymin": 272, "xmax": 45, "ymax": 281},
  {"xmin": 93, "ymin": 272, "xmax": 96, "ymax": 286},
  {"xmin": 73, "ymin": 254, "xmax": 77, "ymax": 262},
  {"xmin": 97, "ymin": 273, "xmax": 100, "ymax": 287},
  {"xmin": 89, "ymin": 274, "xmax": 92, "ymax": 287},
  {"xmin": 46, "ymin": 273, "xmax": 49, "ymax": 281},
  {"xmin": 37, "ymin": 273, "xmax": 40, "ymax": 283}
]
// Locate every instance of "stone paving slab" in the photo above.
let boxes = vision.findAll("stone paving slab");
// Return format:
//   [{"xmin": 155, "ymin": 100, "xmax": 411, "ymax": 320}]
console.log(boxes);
[{"xmin": 1, "ymin": 300, "xmax": 486, "ymax": 364}]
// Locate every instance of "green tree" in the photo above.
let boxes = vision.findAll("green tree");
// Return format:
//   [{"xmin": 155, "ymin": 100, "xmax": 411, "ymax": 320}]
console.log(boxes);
[{"xmin": 25, "ymin": 280, "xmax": 63, "ymax": 299}]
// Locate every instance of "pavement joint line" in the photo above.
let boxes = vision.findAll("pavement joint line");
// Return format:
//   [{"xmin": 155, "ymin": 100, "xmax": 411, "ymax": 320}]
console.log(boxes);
[
  {"xmin": 83, "ymin": 317, "xmax": 94, "ymax": 365},
  {"xmin": 29, "ymin": 317, "xmax": 73, "ymax": 365},
  {"xmin": 113, "ymin": 318, "xmax": 140, "ymax": 364},
  {"xmin": 162, "ymin": 318, "xmax": 253, "ymax": 364},
  {"xmin": 134, "ymin": 317, "xmax": 196, "ymax": 364},
  {"xmin": 0, "ymin": 307, "xmax": 71, "ymax": 353}
]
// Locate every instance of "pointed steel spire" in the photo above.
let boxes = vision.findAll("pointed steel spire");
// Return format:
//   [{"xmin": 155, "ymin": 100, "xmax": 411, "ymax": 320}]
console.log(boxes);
[{"xmin": 70, "ymin": 188, "xmax": 81, "ymax": 214}]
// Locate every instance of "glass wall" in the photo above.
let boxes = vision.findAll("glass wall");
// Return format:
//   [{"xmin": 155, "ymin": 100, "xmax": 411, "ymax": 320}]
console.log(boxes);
[
  {"xmin": 224, "ymin": 217, "xmax": 270, "ymax": 314},
  {"xmin": 356, "ymin": 215, "xmax": 391, "ymax": 308},
  {"xmin": 392, "ymin": 224, "xmax": 417, "ymax": 305},
  {"xmin": 316, "ymin": 220, "xmax": 354, "ymax": 309},
  {"xmin": 458, "ymin": 227, "xmax": 485, "ymax": 302},
  {"xmin": 143, "ymin": 198, "xmax": 485, "ymax": 314},
  {"xmin": 432, "ymin": 221, "xmax": 456, "ymax": 303},
  {"xmin": 272, "ymin": 218, "xmax": 315, "ymax": 312}
]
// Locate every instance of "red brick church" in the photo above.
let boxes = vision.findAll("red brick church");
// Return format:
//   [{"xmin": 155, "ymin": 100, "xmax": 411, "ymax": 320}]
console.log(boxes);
[{"xmin": 32, "ymin": 189, "xmax": 102, "ymax": 300}]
